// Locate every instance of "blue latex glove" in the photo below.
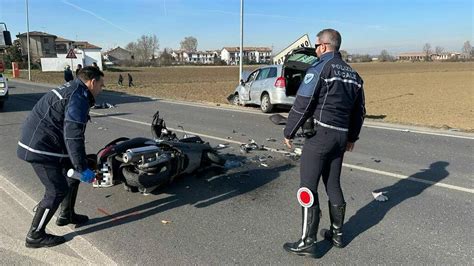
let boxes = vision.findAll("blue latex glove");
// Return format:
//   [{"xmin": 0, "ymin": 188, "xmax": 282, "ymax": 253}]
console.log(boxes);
[{"xmin": 80, "ymin": 168, "xmax": 96, "ymax": 183}]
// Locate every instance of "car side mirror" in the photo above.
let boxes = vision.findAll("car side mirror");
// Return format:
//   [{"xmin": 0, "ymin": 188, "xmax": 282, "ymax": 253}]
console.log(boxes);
[{"xmin": 240, "ymin": 79, "xmax": 245, "ymax": 85}]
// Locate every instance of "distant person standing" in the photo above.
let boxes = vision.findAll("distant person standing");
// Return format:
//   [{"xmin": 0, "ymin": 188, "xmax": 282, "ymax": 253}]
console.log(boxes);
[
  {"xmin": 64, "ymin": 66, "xmax": 74, "ymax": 82},
  {"xmin": 118, "ymin": 74, "xmax": 123, "ymax": 86},
  {"xmin": 127, "ymin": 73, "xmax": 134, "ymax": 87},
  {"xmin": 75, "ymin": 64, "xmax": 82, "ymax": 76}
]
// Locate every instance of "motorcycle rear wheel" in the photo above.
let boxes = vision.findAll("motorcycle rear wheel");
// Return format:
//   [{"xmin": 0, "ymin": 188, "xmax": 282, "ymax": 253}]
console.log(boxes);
[{"xmin": 203, "ymin": 151, "xmax": 226, "ymax": 166}]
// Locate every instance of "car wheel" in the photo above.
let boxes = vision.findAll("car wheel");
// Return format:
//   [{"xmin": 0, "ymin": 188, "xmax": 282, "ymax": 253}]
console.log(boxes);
[
  {"xmin": 232, "ymin": 93, "xmax": 240, "ymax": 105},
  {"xmin": 260, "ymin": 93, "xmax": 273, "ymax": 113}
]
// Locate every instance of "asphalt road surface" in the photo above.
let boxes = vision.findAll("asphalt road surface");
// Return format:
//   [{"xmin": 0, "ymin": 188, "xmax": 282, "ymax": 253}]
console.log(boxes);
[{"xmin": 0, "ymin": 80, "xmax": 472, "ymax": 264}]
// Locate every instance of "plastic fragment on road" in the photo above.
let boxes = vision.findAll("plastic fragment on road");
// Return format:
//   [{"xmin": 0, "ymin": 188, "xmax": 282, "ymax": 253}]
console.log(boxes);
[
  {"xmin": 92, "ymin": 102, "xmax": 116, "ymax": 109},
  {"xmin": 372, "ymin": 191, "xmax": 388, "ymax": 201},
  {"xmin": 161, "ymin": 220, "xmax": 172, "ymax": 224}
]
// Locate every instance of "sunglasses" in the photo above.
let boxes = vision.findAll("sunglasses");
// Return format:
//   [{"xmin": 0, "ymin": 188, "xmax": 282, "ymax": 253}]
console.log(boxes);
[{"xmin": 315, "ymin": 43, "xmax": 331, "ymax": 48}]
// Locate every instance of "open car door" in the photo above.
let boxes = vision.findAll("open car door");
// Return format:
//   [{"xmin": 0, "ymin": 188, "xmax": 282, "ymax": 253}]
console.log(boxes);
[{"xmin": 283, "ymin": 47, "xmax": 318, "ymax": 97}]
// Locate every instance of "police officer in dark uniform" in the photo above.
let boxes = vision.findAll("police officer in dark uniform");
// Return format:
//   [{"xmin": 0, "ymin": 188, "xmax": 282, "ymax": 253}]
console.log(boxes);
[
  {"xmin": 283, "ymin": 29, "xmax": 365, "ymax": 256},
  {"xmin": 17, "ymin": 66, "xmax": 105, "ymax": 248}
]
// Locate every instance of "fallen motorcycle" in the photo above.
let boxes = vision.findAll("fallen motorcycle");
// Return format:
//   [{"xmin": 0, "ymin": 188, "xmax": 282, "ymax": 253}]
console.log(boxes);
[{"xmin": 93, "ymin": 110, "xmax": 226, "ymax": 194}]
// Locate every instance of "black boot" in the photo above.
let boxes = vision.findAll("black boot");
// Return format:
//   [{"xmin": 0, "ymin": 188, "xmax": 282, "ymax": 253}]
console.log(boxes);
[
  {"xmin": 26, "ymin": 206, "xmax": 66, "ymax": 248},
  {"xmin": 283, "ymin": 205, "xmax": 320, "ymax": 257},
  {"xmin": 320, "ymin": 202, "xmax": 346, "ymax": 248},
  {"xmin": 56, "ymin": 182, "xmax": 89, "ymax": 226}
]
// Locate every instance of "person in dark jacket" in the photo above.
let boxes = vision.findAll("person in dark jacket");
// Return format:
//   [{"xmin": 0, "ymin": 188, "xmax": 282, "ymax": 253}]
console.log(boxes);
[
  {"xmin": 64, "ymin": 65, "xmax": 74, "ymax": 82},
  {"xmin": 283, "ymin": 29, "xmax": 365, "ymax": 257},
  {"xmin": 75, "ymin": 64, "xmax": 82, "ymax": 76},
  {"xmin": 118, "ymin": 74, "xmax": 123, "ymax": 86},
  {"xmin": 127, "ymin": 73, "xmax": 134, "ymax": 87},
  {"xmin": 17, "ymin": 66, "xmax": 105, "ymax": 248}
]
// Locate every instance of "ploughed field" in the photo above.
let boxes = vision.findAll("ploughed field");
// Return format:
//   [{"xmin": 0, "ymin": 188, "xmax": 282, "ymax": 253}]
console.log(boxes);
[{"xmin": 16, "ymin": 62, "xmax": 474, "ymax": 131}]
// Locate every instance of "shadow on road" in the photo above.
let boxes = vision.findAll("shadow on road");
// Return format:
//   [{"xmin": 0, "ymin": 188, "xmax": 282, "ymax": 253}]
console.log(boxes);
[
  {"xmin": 343, "ymin": 161, "xmax": 450, "ymax": 246},
  {"xmin": 64, "ymin": 161, "xmax": 294, "ymax": 239}
]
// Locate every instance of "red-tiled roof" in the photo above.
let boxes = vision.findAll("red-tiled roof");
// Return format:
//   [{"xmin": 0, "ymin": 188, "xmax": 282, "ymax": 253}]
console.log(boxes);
[{"xmin": 74, "ymin": 41, "xmax": 101, "ymax": 49}]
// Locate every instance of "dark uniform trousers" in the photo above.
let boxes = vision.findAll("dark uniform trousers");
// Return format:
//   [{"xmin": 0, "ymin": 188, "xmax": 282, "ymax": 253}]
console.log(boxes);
[
  {"xmin": 32, "ymin": 160, "xmax": 79, "ymax": 210},
  {"xmin": 300, "ymin": 124, "xmax": 348, "ymax": 205}
]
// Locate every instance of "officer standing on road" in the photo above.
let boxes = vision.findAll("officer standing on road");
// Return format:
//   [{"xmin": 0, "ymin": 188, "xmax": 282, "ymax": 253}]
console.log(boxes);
[
  {"xmin": 17, "ymin": 66, "xmax": 105, "ymax": 248},
  {"xmin": 282, "ymin": 29, "xmax": 365, "ymax": 256}
]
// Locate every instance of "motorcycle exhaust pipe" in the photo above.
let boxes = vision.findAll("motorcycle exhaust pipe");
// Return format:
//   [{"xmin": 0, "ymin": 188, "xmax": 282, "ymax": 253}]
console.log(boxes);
[{"xmin": 122, "ymin": 146, "xmax": 161, "ymax": 163}]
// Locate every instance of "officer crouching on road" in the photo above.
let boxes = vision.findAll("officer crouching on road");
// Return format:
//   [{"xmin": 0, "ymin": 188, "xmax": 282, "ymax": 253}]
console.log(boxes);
[
  {"xmin": 282, "ymin": 29, "xmax": 365, "ymax": 257},
  {"xmin": 17, "ymin": 66, "xmax": 105, "ymax": 248}
]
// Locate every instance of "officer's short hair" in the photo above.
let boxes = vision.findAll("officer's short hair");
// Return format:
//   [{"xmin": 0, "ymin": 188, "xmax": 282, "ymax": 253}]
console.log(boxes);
[
  {"xmin": 317, "ymin": 29, "xmax": 342, "ymax": 51},
  {"xmin": 78, "ymin": 66, "xmax": 104, "ymax": 81}
]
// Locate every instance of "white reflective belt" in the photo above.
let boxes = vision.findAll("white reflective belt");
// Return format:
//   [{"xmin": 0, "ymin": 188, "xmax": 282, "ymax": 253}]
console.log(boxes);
[
  {"xmin": 314, "ymin": 119, "xmax": 349, "ymax": 132},
  {"xmin": 18, "ymin": 141, "xmax": 69, "ymax": 158},
  {"xmin": 323, "ymin": 77, "xmax": 362, "ymax": 88},
  {"xmin": 52, "ymin": 89, "xmax": 63, "ymax": 100}
]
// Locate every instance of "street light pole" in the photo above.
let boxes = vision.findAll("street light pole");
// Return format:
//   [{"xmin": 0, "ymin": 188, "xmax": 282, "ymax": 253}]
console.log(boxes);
[
  {"xmin": 26, "ymin": 0, "xmax": 31, "ymax": 81},
  {"xmin": 239, "ymin": 0, "xmax": 243, "ymax": 82}
]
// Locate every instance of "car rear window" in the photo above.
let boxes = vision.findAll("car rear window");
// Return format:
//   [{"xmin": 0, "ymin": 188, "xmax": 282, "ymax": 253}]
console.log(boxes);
[{"xmin": 286, "ymin": 53, "xmax": 318, "ymax": 65}]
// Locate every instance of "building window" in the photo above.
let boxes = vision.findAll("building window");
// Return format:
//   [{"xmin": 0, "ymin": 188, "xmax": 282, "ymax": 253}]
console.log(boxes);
[{"xmin": 43, "ymin": 38, "xmax": 49, "ymax": 44}]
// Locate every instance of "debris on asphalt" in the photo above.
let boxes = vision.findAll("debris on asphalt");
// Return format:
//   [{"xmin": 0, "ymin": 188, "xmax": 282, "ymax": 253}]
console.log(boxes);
[
  {"xmin": 92, "ymin": 102, "xmax": 116, "ymax": 109},
  {"xmin": 294, "ymin": 148, "xmax": 302, "ymax": 156},
  {"xmin": 240, "ymin": 139, "xmax": 265, "ymax": 154},
  {"xmin": 161, "ymin": 220, "xmax": 172, "ymax": 224},
  {"xmin": 372, "ymin": 191, "xmax": 388, "ymax": 202},
  {"xmin": 260, "ymin": 163, "xmax": 269, "ymax": 167},
  {"xmin": 266, "ymin": 137, "xmax": 277, "ymax": 142},
  {"xmin": 217, "ymin": 143, "xmax": 229, "ymax": 148},
  {"xmin": 269, "ymin": 114, "xmax": 287, "ymax": 125}
]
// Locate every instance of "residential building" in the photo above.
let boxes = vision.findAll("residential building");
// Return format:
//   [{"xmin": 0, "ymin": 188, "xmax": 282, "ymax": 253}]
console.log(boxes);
[
  {"xmin": 397, "ymin": 52, "xmax": 432, "ymax": 61},
  {"xmin": 220, "ymin": 47, "xmax": 272, "ymax": 65},
  {"xmin": 16, "ymin": 31, "xmax": 58, "ymax": 61},
  {"xmin": 55, "ymin": 36, "xmax": 75, "ymax": 54},
  {"xmin": 104, "ymin": 46, "xmax": 134, "ymax": 65},
  {"xmin": 432, "ymin": 52, "xmax": 461, "ymax": 61},
  {"xmin": 171, "ymin": 49, "xmax": 189, "ymax": 63}
]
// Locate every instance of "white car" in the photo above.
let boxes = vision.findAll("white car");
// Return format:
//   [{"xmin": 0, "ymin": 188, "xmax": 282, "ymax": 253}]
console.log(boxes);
[
  {"xmin": 0, "ymin": 73, "xmax": 9, "ymax": 109},
  {"xmin": 231, "ymin": 47, "xmax": 318, "ymax": 113}
]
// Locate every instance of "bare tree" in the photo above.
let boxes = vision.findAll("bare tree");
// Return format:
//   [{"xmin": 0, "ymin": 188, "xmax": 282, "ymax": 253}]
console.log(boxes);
[
  {"xmin": 339, "ymin": 50, "xmax": 349, "ymax": 61},
  {"xmin": 126, "ymin": 34, "xmax": 159, "ymax": 63},
  {"xmin": 422, "ymin": 43, "xmax": 432, "ymax": 61},
  {"xmin": 462, "ymin": 41, "xmax": 472, "ymax": 59},
  {"xmin": 180, "ymin": 36, "xmax": 198, "ymax": 52},
  {"xmin": 435, "ymin": 46, "xmax": 444, "ymax": 54},
  {"xmin": 379, "ymin": 49, "xmax": 393, "ymax": 62}
]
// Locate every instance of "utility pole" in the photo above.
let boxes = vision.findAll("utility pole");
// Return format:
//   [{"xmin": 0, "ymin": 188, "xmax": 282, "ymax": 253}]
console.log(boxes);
[
  {"xmin": 239, "ymin": 0, "xmax": 244, "ymax": 82},
  {"xmin": 26, "ymin": 0, "xmax": 31, "ymax": 81}
]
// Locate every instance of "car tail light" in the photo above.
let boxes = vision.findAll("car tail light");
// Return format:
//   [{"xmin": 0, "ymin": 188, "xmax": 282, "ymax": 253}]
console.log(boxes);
[{"xmin": 274, "ymin": 77, "xmax": 286, "ymax": 89}]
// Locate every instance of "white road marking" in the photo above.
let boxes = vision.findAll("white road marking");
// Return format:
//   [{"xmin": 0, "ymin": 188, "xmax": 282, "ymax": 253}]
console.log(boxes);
[
  {"xmin": 364, "ymin": 124, "xmax": 474, "ymax": 140},
  {"xmin": 90, "ymin": 111, "xmax": 473, "ymax": 194},
  {"xmin": 342, "ymin": 164, "xmax": 473, "ymax": 194},
  {"xmin": 12, "ymin": 79, "xmax": 473, "ymax": 139},
  {"xmin": 0, "ymin": 172, "xmax": 117, "ymax": 265}
]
